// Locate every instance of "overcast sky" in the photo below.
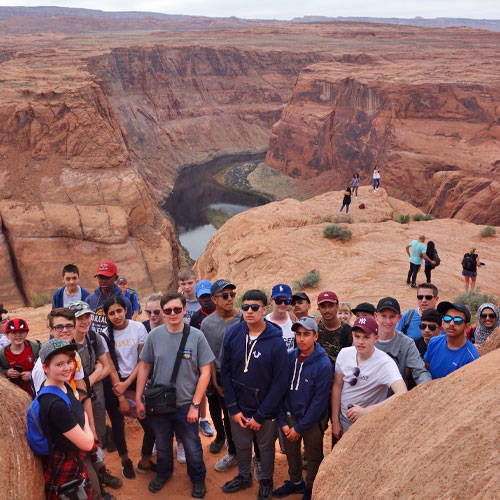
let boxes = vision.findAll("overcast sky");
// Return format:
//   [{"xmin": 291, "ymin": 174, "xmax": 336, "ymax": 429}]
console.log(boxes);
[{"xmin": 3, "ymin": 0, "xmax": 500, "ymax": 20}]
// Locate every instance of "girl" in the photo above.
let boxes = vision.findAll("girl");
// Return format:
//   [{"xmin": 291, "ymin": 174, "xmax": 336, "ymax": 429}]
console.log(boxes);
[
  {"xmin": 101, "ymin": 296, "xmax": 155, "ymax": 479},
  {"xmin": 351, "ymin": 173, "xmax": 360, "ymax": 199},
  {"xmin": 339, "ymin": 185, "xmax": 352, "ymax": 214},
  {"xmin": 337, "ymin": 303, "xmax": 352, "ymax": 326},
  {"xmin": 461, "ymin": 247, "xmax": 480, "ymax": 292},
  {"xmin": 424, "ymin": 241, "xmax": 437, "ymax": 283},
  {"xmin": 38, "ymin": 339, "xmax": 95, "ymax": 500}
]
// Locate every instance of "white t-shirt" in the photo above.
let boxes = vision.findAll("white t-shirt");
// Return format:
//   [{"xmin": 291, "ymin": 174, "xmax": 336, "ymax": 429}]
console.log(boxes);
[
  {"xmin": 63, "ymin": 286, "xmax": 82, "ymax": 307},
  {"xmin": 335, "ymin": 346, "xmax": 401, "ymax": 418},
  {"xmin": 266, "ymin": 314, "xmax": 295, "ymax": 352},
  {"xmin": 103, "ymin": 320, "xmax": 147, "ymax": 378},
  {"xmin": 0, "ymin": 334, "xmax": 10, "ymax": 349},
  {"xmin": 31, "ymin": 352, "xmax": 85, "ymax": 396}
]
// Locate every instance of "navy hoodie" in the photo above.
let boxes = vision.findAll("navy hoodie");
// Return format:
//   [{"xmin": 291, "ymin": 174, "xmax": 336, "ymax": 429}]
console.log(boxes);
[
  {"xmin": 278, "ymin": 343, "xmax": 331, "ymax": 435},
  {"xmin": 221, "ymin": 319, "xmax": 288, "ymax": 424},
  {"xmin": 52, "ymin": 285, "xmax": 90, "ymax": 309}
]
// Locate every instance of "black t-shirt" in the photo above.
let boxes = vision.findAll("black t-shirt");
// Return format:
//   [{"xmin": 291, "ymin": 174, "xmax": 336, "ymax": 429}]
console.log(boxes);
[
  {"xmin": 343, "ymin": 187, "xmax": 352, "ymax": 205},
  {"xmin": 414, "ymin": 336, "xmax": 428, "ymax": 359},
  {"xmin": 39, "ymin": 385, "xmax": 85, "ymax": 452},
  {"xmin": 190, "ymin": 307, "xmax": 215, "ymax": 330}
]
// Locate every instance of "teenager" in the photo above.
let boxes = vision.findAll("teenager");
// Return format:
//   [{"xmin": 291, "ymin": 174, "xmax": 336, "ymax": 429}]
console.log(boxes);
[
  {"xmin": 425, "ymin": 302, "xmax": 479, "ymax": 379},
  {"xmin": 117, "ymin": 277, "xmax": 141, "ymax": 320},
  {"xmin": 142, "ymin": 293, "xmax": 164, "ymax": 333},
  {"xmin": 136, "ymin": 291, "xmax": 214, "ymax": 496},
  {"xmin": 291, "ymin": 293, "xmax": 311, "ymax": 320},
  {"xmin": 266, "ymin": 284, "xmax": 295, "ymax": 352},
  {"xmin": 221, "ymin": 289, "xmax": 288, "ymax": 500},
  {"xmin": 414, "ymin": 309, "xmax": 442, "ymax": 359},
  {"xmin": 351, "ymin": 302, "xmax": 376, "ymax": 319},
  {"xmin": 274, "ymin": 317, "xmax": 331, "ymax": 500},
  {"xmin": 0, "ymin": 318, "xmax": 40, "ymax": 396},
  {"xmin": 52, "ymin": 264, "xmax": 90, "ymax": 308},
  {"xmin": 36, "ymin": 339, "xmax": 95, "ymax": 500},
  {"xmin": 178, "ymin": 268, "xmax": 201, "ymax": 324},
  {"xmin": 332, "ymin": 316, "xmax": 407, "ymax": 437},
  {"xmin": 337, "ymin": 302, "xmax": 353, "ymax": 326}
]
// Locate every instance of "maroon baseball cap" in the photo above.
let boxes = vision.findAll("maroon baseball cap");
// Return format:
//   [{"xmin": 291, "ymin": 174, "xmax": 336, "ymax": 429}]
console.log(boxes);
[
  {"xmin": 94, "ymin": 261, "xmax": 118, "ymax": 277},
  {"xmin": 352, "ymin": 316, "xmax": 379, "ymax": 334},
  {"xmin": 317, "ymin": 291, "xmax": 339, "ymax": 305}
]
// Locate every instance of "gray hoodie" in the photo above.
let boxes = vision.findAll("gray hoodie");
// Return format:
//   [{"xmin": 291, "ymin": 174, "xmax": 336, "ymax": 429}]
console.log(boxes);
[{"xmin": 376, "ymin": 330, "xmax": 431, "ymax": 386}]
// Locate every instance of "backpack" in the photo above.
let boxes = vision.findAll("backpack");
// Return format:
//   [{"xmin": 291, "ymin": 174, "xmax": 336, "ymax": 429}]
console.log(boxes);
[
  {"xmin": 26, "ymin": 384, "xmax": 71, "ymax": 456},
  {"xmin": 402, "ymin": 309, "xmax": 416, "ymax": 335},
  {"xmin": 433, "ymin": 251, "xmax": 441, "ymax": 267},
  {"xmin": 462, "ymin": 253, "xmax": 475, "ymax": 272},
  {"xmin": 128, "ymin": 288, "xmax": 142, "ymax": 315}
]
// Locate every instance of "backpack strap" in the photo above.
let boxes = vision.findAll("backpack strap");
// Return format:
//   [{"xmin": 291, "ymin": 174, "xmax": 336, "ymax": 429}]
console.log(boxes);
[
  {"xmin": 402, "ymin": 309, "xmax": 416, "ymax": 335},
  {"xmin": 170, "ymin": 324, "xmax": 190, "ymax": 386}
]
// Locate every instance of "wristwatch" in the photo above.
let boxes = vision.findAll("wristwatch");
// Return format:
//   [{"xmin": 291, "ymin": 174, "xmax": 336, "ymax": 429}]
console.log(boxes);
[{"xmin": 191, "ymin": 401, "xmax": 201, "ymax": 409}]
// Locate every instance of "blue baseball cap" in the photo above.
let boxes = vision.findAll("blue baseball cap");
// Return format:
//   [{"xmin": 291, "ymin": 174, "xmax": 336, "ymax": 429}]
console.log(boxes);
[
  {"xmin": 211, "ymin": 279, "xmax": 236, "ymax": 295},
  {"xmin": 271, "ymin": 284, "xmax": 292, "ymax": 299},
  {"xmin": 195, "ymin": 280, "xmax": 212, "ymax": 298}
]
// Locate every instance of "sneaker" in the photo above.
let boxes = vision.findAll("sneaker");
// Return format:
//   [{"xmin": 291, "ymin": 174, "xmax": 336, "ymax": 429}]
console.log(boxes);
[
  {"xmin": 137, "ymin": 460, "xmax": 158, "ymax": 473},
  {"xmin": 258, "ymin": 479, "xmax": 273, "ymax": 500},
  {"xmin": 121, "ymin": 459, "xmax": 136, "ymax": 480},
  {"xmin": 99, "ymin": 468, "xmax": 123, "ymax": 489},
  {"xmin": 199, "ymin": 420, "xmax": 215, "ymax": 437},
  {"xmin": 192, "ymin": 480, "xmax": 206, "ymax": 498},
  {"xmin": 273, "ymin": 480, "xmax": 306, "ymax": 498},
  {"xmin": 252, "ymin": 454, "xmax": 262, "ymax": 482},
  {"xmin": 148, "ymin": 476, "xmax": 169, "ymax": 493},
  {"xmin": 302, "ymin": 488, "xmax": 312, "ymax": 500},
  {"xmin": 209, "ymin": 436, "xmax": 225, "ymax": 454},
  {"xmin": 214, "ymin": 454, "xmax": 237, "ymax": 472},
  {"xmin": 102, "ymin": 492, "xmax": 117, "ymax": 500},
  {"xmin": 176, "ymin": 442, "xmax": 186, "ymax": 464},
  {"xmin": 221, "ymin": 474, "xmax": 253, "ymax": 493}
]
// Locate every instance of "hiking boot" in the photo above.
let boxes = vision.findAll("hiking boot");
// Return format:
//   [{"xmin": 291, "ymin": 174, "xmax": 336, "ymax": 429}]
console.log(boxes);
[
  {"xmin": 192, "ymin": 480, "xmax": 206, "ymax": 498},
  {"xmin": 209, "ymin": 436, "xmax": 225, "ymax": 454},
  {"xmin": 302, "ymin": 488, "xmax": 312, "ymax": 500},
  {"xmin": 137, "ymin": 460, "xmax": 157, "ymax": 473},
  {"xmin": 273, "ymin": 480, "xmax": 306, "ymax": 498},
  {"xmin": 258, "ymin": 479, "xmax": 273, "ymax": 500},
  {"xmin": 252, "ymin": 454, "xmax": 262, "ymax": 482},
  {"xmin": 98, "ymin": 468, "xmax": 123, "ymax": 489},
  {"xmin": 121, "ymin": 459, "xmax": 136, "ymax": 480},
  {"xmin": 221, "ymin": 474, "xmax": 253, "ymax": 494},
  {"xmin": 199, "ymin": 420, "xmax": 214, "ymax": 437},
  {"xmin": 176, "ymin": 442, "xmax": 186, "ymax": 464},
  {"xmin": 148, "ymin": 476, "xmax": 169, "ymax": 493},
  {"xmin": 214, "ymin": 453, "xmax": 237, "ymax": 472}
]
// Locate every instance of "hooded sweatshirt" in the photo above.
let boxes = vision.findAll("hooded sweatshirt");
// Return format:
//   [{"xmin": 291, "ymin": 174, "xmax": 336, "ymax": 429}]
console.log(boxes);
[
  {"xmin": 221, "ymin": 319, "xmax": 289, "ymax": 424},
  {"xmin": 278, "ymin": 343, "xmax": 331, "ymax": 435}
]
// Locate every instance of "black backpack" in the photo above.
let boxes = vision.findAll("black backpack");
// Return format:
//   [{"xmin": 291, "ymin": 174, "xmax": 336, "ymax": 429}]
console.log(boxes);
[{"xmin": 462, "ymin": 253, "xmax": 476, "ymax": 272}]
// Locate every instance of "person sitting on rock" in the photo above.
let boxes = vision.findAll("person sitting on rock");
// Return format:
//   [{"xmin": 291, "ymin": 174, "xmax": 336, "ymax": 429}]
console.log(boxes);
[
  {"xmin": 332, "ymin": 316, "xmax": 407, "ymax": 438},
  {"xmin": 52, "ymin": 264, "xmax": 90, "ymax": 309},
  {"xmin": 351, "ymin": 302, "xmax": 376, "ymax": 319},
  {"xmin": 470, "ymin": 303, "xmax": 500, "ymax": 349},
  {"xmin": 425, "ymin": 302, "xmax": 479, "ymax": 379},
  {"xmin": 291, "ymin": 293, "xmax": 311, "ymax": 320}
]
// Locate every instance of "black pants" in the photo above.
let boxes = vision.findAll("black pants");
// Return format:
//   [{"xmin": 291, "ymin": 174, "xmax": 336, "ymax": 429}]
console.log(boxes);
[
  {"xmin": 208, "ymin": 373, "xmax": 236, "ymax": 455},
  {"xmin": 424, "ymin": 266, "xmax": 432, "ymax": 283},
  {"xmin": 407, "ymin": 263, "xmax": 421, "ymax": 285}
]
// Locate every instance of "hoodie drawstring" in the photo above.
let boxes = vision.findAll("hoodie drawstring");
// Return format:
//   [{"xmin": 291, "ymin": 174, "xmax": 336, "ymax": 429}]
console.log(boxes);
[{"xmin": 290, "ymin": 358, "xmax": 304, "ymax": 390}]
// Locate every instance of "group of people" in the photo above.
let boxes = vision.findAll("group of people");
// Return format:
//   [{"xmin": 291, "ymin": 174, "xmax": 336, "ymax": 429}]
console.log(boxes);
[
  {"xmin": 0, "ymin": 261, "xmax": 497, "ymax": 500},
  {"xmin": 338, "ymin": 170, "xmax": 379, "ymax": 214}
]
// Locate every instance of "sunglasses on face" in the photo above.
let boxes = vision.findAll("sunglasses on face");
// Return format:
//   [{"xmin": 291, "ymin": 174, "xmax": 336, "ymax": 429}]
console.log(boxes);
[
  {"xmin": 242, "ymin": 304, "xmax": 261, "ymax": 312},
  {"xmin": 442, "ymin": 315, "xmax": 465, "ymax": 325},
  {"xmin": 215, "ymin": 291, "xmax": 236, "ymax": 300},
  {"xmin": 419, "ymin": 322, "xmax": 438, "ymax": 331},
  {"xmin": 417, "ymin": 294, "xmax": 435, "ymax": 301},
  {"xmin": 274, "ymin": 298, "xmax": 291, "ymax": 305},
  {"xmin": 348, "ymin": 367, "xmax": 360, "ymax": 386},
  {"xmin": 146, "ymin": 309, "xmax": 161, "ymax": 316},
  {"xmin": 480, "ymin": 313, "xmax": 496, "ymax": 320},
  {"xmin": 163, "ymin": 307, "xmax": 183, "ymax": 315},
  {"xmin": 52, "ymin": 324, "xmax": 75, "ymax": 332}
]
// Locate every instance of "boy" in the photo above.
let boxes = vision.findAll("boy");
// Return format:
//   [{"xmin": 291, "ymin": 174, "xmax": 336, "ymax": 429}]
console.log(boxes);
[
  {"xmin": 0, "ymin": 318, "xmax": 40, "ymax": 396},
  {"xmin": 291, "ymin": 293, "xmax": 311, "ymax": 320},
  {"xmin": 332, "ymin": 316, "xmax": 407, "ymax": 437},
  {"xmin": 117, "ymin": 277, "xmax": 141, "ymax": 320},
  {"xmin": 221, "ymin": 289, "xmax": 288, "ymax": 500},
  {"xmin": 266, "ymin": 284, "xmax": 295, "ymax": 352},
  {"xmin": 178, "ymin": 268, "xmax": 200, "ymax": 324},
  {"xmin": 274, "ymin": 317, "xmax": 331, "ymax": 500},
  {"xmin": 52, "ymin": 264, "xmax": 90, "ymax": 308},
  {"xmin": 424, "ymin": 302, "xmax": 479, "ymax": 379},
  {"xmin": 414, "ymin": 309, "xmax": 442, "ymax": 358}
]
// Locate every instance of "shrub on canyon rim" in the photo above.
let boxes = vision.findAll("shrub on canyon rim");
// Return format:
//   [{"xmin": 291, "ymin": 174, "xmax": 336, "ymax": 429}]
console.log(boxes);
[
  {"xmin": 480, "ymin": 225, "xmax": 496, "ymax": 237},
  {"xmin": 293, "ymin": 269, "xmax": 321, "ymax": 291},
  {"xmin": 413, "ymin": 213, "xmax": 435, "ymax": 221},
  {"xmin": 323, "ymin": 224, "xmax": 352, "ymax": 242},
  {"xmin": 394, "ymin": 214, "xmax": 410, "ymax": 224},
  {"xmin": 455, "ymin": 289, "xmax": 497, "ymax": 319}
]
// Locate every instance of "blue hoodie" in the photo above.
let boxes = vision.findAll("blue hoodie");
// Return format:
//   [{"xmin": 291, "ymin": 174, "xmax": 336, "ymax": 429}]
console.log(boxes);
[
  {"xmin": 278, "ymin": 343, "xmax": 331, "ymax": 434},
  {"xmin": 221, "ymin": 319, "xmax": 289, "ymax": 424},
  {"xmin": 52, "ymin": 285, "xmax": 90, "ymax": 309}
]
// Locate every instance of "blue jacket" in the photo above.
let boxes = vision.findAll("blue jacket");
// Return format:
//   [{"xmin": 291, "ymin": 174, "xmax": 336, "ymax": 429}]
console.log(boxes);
[
  {"xmin": 278, "ymin": 343, "xmax": 331, "ymax": 434},
  {"xmin": 85, "ymin": 284, "xmax": 132, "ymax": 319},
  {"xmin": 221, "ymin": 319, "xmax": 289, "ymax": 423},
  {"xmin": 52, "ymin": 286, "xmax": 90, "ymax": 309}
]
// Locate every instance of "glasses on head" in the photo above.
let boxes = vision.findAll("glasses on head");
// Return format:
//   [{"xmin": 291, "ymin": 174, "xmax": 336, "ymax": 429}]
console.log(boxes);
[
  {"xmin": 163, "ymin": 307, "xmax": 183, "ymax": 315},
  {"xmin": 442, "ymin": 315, "xmax": 465, "ymax": 325},
  {"xmin": 419, "ymin": 322, "xmax": 438, "ymax": 331},
  {"xmin": 215, "ymin": 291, "xmax": 236, "ymax": 300},
  {"xmin": 52, "ymin": 324, "xmax": 75, "ymax": 332},
  {"xmin": 347, "ymin": 367, "xmax": 360, "ymax": 386},
  {"xmin": 242, "ymin": 304, "xmax": 261, "ymax": 312},
  {"xmin": 146, "ymin": 309, "xmax": 161, "ymax": 316},
  {"xmin": 417, "ymin": 294, "xmax": 435, "ymax": 301},
  {"xmin": 480, "ymin": 313, "xmax": 496, "ymax": 320},
  {"xmin": 274, "ymin": 298, "xmax": 291, "ymax": 305}
]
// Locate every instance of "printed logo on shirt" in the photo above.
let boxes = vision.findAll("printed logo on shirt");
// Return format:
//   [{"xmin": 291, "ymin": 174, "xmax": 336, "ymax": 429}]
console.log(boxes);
[
  {"xmin": 253, "ymin": 351, "xmax": 262, "ymax": 359},
  {"xmin": 116, "ymin": 338, "xmax": 137, "ymax": 348},
  {"xmin": 183, "ymin": 349, "xmax": 193, "ymax": 359},
  {"xmin": 91, "ymin": 310, "xmax": 108, "ymax": 337}
]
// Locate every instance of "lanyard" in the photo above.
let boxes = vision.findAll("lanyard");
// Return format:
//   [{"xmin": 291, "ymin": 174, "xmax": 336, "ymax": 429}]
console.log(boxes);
[{"xmin": 244, "ymin": 335, "xmax": 258, "ymax": 373}]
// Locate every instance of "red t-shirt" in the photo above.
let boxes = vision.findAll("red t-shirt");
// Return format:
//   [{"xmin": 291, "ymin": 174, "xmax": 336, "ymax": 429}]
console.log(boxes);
[
  {"xmin": 4, "ymin": 341, "xmax": 35, "ymax": 396},
  {"xmin": 298, "ymin": 353, "xmax": 310, "ymax": 363}
]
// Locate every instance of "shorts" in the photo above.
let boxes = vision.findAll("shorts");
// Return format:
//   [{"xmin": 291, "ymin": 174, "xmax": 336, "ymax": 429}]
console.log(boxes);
[{"xmin": 462, "ymin": 270, "xmax": 477, "ymax": 277}]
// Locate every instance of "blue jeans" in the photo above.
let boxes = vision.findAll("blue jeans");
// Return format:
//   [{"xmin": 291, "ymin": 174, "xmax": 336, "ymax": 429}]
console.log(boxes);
[
  {"xmin": 149, "ymin": 404, "xmax": 206, "ymax": 482},
  {"xmin": 340, "ymin": 203, "xmax": 350, "ymax": 214}
]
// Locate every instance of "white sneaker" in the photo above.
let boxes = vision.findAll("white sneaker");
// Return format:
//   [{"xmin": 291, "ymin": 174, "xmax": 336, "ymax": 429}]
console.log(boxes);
[
  {"xmin": 176, "ymin": 442, "xmax": 186, "ymax": 464},
  {"xmin": 214, "ymin": 454, "xmax": 237, "ymax": 472}
]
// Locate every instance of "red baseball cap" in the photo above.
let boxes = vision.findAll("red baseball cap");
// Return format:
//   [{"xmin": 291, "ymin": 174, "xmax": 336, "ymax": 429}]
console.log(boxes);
[
  {"xmin": 94, "ymin": 261, "xmax": 118, "ymax": 277},
  {"xmin": 352, "ymin": 316, "xmax": 379, "ymax": 335},
  {"xmin": 317, "ymin": 291, "xmax": 339, "ymax": 305}
]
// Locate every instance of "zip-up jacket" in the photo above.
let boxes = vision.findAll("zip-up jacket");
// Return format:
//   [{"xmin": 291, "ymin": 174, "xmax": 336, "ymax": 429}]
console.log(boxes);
[
  {"xmin": 85, "ymin": 284, "xmax": 132, "ymax": 318},
  {"xmin": 52, "ymin": 286, "xmax": 90, "ymax": 309},
  {"xmin": 278, "ymin": 343, "xmax": 331, "ymax": 434},
  {"xmin": 0, "ymin": 340, "xmax": 41, "ymax": 375},
  {"xmin": 221, "ymin": 319, "xmax": 288, "ymax": 423}
]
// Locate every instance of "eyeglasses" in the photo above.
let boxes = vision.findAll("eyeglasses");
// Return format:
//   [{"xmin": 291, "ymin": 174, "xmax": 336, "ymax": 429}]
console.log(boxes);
[
  {"xmin": 417, "ymin": 294, "xmax": 435, "ymax": 300},
  {"xmin": 347, "ymin": 367, "xmax": 360, "ymax": 386},
  {"xmin": 163, "ymin": 307, "xmax": 183, "ymax": 315},
  {"xmin": 442, "ymin": 315, "xmax": 465, "ymax": 325},
  {"xmin": 146, "ymin": 309, "xmax": 161, "ymax": 316},
  {"xmin": 419, "ymin": 322, "xmax": 438, "ymax": 331},
  {"xmin": 52, "ymin": 324, "xmax": 75, "ymax": 332},
  {"xmin": 242, "ymin": 304, "xmax": 261, "ymax": 312},
  {"xmin": 215, "ymin": 291, "xmax": 236, "ymax": 300},
  {"xmin": 480, "ymin": 313, "xmax": 496, "ymax": 320},
  {"xmin": 274, "ymin": 299, "xmax": 291, "ymax": 305}
]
